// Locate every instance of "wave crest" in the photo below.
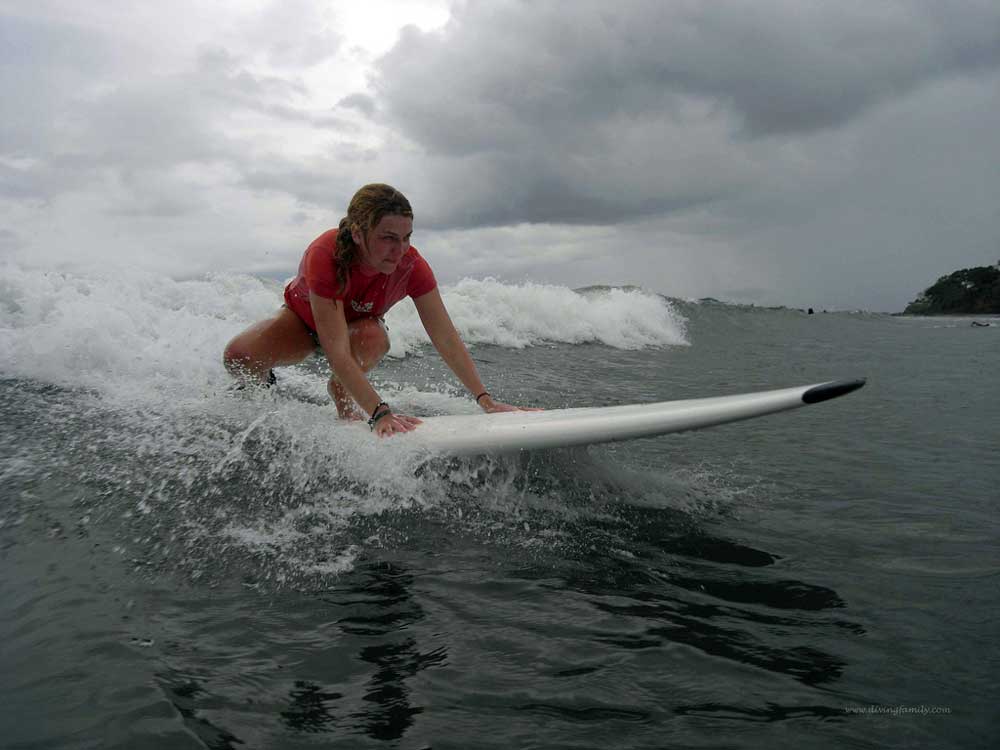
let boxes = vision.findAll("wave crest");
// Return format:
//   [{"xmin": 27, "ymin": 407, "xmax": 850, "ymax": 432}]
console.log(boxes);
[
  {"xmin": 386, "ymin": 278, "xmax": 687, "ymax": 356},
  {"xmin": 1, "ymin": 266, "xmax": 687, "ymax": 392}
]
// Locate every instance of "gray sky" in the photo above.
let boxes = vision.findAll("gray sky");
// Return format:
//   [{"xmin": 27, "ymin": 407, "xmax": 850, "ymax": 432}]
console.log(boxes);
[{"xmin": 2, "ymin": 0, "xmax": 998, "ymax": 311}]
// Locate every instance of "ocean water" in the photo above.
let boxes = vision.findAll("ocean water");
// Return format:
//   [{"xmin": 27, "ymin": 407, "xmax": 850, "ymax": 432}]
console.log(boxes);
[{"xmin": 1, "ymin": 266, "xmax": 997, "ymax": 749}]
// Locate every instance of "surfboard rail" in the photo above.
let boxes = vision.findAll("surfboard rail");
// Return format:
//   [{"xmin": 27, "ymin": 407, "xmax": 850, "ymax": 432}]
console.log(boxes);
[{"xmin": 383, "ymin": 378, "xmax": 866, "ymax": 456}]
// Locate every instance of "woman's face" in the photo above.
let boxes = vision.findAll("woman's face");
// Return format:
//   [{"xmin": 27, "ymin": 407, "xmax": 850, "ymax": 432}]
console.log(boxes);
[{"xmin": 355, "ymin": 214, "xmax": 412, "ymax": 274}]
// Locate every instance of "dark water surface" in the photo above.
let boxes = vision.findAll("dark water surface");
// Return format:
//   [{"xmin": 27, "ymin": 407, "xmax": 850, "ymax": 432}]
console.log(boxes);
[{"xmin": 2, "ymin": 290, "xmax": 998, "ymax": 749}]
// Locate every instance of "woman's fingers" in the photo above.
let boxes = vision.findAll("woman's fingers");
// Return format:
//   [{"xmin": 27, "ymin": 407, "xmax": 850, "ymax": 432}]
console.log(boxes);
[
  {"xmin": 374, "ymin": 413, "xmax": 423, "ymax": 437},
  {"xmin": 394, "ymin": 415, "xmax": 423, "ymax": 429}
]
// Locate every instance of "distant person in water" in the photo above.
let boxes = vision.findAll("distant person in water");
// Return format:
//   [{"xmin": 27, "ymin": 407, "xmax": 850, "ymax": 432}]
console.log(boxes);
[{"xmin": 224, "ymin": 183, "xmax": 534, "ymax": 437}]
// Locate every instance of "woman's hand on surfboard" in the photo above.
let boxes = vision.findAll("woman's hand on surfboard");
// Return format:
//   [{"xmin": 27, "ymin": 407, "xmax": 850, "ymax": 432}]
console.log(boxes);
[
  {"xmin": 478, "ymin": 395, "xmax": 542, "ymax": 414},
  {"xmin": 373, "ymin": 412, "xmax": 423, "ymax": 437}
]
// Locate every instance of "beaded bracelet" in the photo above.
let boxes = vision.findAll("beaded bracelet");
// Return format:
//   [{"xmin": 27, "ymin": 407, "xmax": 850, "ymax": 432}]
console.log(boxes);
[{"xmin": 368, "ymin": 402, "xmax": 390, "ymax": 431}]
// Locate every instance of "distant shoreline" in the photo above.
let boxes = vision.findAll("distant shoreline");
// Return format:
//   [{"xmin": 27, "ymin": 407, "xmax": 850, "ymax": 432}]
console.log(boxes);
[
  {"xmin": 892, "ymin": 312, "xmax": 1000, "ymax": 317},
  {"xmin": 902, "ymin": 265, "xmax": 999, "ymax": 315}
]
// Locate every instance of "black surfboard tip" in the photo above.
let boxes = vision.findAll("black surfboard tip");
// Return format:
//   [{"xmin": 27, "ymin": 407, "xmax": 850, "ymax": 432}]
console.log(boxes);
[{"xmin": 802, "ymin": 378, "xmax": 867, "ymax": 404}]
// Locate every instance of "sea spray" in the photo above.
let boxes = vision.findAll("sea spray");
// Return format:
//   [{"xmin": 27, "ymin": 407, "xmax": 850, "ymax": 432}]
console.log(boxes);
[
  {"xmin": 385, "ymin": 277, "xmax": 688, "ymax": 356},
  {"xmin": 1, "ymin": 265, "xmax": 687, "ymax": 398}
]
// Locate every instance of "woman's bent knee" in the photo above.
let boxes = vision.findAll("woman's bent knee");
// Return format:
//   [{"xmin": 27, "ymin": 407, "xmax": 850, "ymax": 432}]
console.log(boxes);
[
  {"xmin": 223, "ymin": 331, "xmax": 277, "ymax": 380},
  {"xmin": 223, "ymin": 339, "xmax": 242, "ymax": 364},
  {"xmin": 350, "ymin": 318, "xmax": 390, "ymax": 362},
  {"xmin": 223, "ymin": 333, "xmax": 259, "ymax": 364},
  {"xmin": 223, "ymin": 340, "xmax": 258, "ymax": 379}
]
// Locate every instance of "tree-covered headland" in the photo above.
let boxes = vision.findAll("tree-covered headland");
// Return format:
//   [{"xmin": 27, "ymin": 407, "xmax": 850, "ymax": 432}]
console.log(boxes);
[{"xmin": 904, "ymin": 265, "xmax": 1000, "ymax": 315}]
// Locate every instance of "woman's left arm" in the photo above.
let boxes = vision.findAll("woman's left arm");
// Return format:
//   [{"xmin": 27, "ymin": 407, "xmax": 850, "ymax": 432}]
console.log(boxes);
[{"xmin": 413, "ymin": 288, "xmax": 538, "ymax": 413}]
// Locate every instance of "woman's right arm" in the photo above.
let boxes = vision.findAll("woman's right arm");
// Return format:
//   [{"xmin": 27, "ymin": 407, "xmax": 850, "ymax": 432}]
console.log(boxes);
[
  {"xmin": 309, "ymin": 292, "xmax": 420, "ymax": 435},
  {"xmin": 310, "ymin": 292, "xmax": 382, "ymax": 415}
]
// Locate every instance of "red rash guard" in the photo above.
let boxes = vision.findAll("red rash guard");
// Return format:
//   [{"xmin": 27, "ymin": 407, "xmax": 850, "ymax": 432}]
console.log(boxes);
[{"xmin": 283, "ymin": 229, "xmax": 437, "ymax": 331}]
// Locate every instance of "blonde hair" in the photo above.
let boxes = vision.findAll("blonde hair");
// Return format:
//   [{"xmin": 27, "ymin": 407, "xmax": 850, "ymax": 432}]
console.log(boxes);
[{"xmin": 335, "ymin": 183, "xmax": 413, "ymax": 292}]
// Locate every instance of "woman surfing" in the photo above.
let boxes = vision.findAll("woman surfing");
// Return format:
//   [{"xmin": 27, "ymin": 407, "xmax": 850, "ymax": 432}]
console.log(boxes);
[{"xmin": 223, "ymin": 183, "xmax": 534, "ymax": 437}]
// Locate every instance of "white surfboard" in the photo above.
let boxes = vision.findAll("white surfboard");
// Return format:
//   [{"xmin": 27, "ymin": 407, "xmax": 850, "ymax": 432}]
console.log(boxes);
[{"xmin": 388, "ymin": 379, "xmax": 865, "ymax": 455}]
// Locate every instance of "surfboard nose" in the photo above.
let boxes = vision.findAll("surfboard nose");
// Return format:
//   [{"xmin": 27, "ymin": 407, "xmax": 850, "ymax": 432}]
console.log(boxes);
[{"xmin": 801, "ymin": 378, "xmax": 867, "ymax": 404}]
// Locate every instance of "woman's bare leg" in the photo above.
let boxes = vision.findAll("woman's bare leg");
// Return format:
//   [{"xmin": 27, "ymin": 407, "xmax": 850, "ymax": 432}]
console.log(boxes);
[
  {"xmin": 224, "ymin": 310, "xmax": 389, "ymax": 419},
  {"xmin": 223, "ymin": 307, "xmax": 317, "ymax": 385}
]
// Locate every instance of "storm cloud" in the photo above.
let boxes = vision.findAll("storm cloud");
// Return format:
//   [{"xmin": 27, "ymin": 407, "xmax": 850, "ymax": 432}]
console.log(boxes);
[{"xmin": 370, "ymin": 0, "xmax": 1000, "ymax": 229}]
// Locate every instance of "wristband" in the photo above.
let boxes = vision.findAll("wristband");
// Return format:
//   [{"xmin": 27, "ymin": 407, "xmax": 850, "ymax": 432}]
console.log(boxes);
[
  {"xmin": 368, "ymin": 402, "xmax": 391, "ymax": 431},
  {"xmin": 475, "ymin": 391, "xmax": 490, "ymax": 404}
]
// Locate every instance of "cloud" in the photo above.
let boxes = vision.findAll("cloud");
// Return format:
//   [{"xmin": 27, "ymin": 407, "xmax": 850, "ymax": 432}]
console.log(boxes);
[
  {"xmin": 377, "ymin": 1, "xmax": 1000, "ymax": 145},
  {"xmin": 0, "ymin": 3, "xmax": 359, "ymax": 221},
  {"xmin": 0, "ymin": 1, "xmax": 368, "ymax": 275},
  {"xmin": 366, "ymin": 0, "xmax": 1000, "ymax": 229},
  {"xmin": 0, "ymin": 227, "xmax": 22, "ymax": 251},
  {"xmin": 1, "ymin": 0, "xmax": 998, "ymax": 311},
  {"xmin": 0, "ymin": 13, "xmax": 122, "ymax": 159},
  {"xmin": 338, "ymin": 92, "xmax": 377, "ymax": 117},
  {"xmin": 248, "ymin": 0, "xmax": 343, "ymax": 69}
]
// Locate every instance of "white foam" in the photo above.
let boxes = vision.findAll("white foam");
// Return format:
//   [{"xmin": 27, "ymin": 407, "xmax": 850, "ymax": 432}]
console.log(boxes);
[
  {"xmin": 0, "ymin": 264, "xmax": 278, "ymax": 398},
  {"xmin": 1, "ymin": 264, "xmax": 687, "ymax": 396},
  {"xmin": 385, "ymin": 278, "xmax": 688, "ymax": 356}
]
